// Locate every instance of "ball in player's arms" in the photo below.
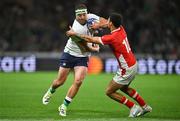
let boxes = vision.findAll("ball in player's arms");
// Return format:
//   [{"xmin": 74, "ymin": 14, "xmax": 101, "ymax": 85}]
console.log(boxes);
[
  {"xmin": 87, "ymin": 18, "xmax": 99, "ymax": 35},
  {"xmin": 69, "ymin": 17, "xmax": 100, "ymax": 53}
]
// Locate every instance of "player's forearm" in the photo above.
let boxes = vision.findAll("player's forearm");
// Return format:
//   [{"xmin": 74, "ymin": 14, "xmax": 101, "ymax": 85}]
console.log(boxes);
[
  {"xmin": 76, "ymin": 33, "xmax": 100, "ymax": 44},
  {"xmin": 99, "ymin": 17, "xmax": 108, "ymax": 28},
  {"xmin": 76, "ymin": 33, "xmax": 92, "ymax": 42},
  {"xmin": 91, "ymin": 18, "xmax": 108, "ymax": 29}
]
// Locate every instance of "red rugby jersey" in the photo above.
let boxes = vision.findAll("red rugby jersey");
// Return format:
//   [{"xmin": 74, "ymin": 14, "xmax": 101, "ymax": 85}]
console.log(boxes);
[{"xmin": 100, "ymin": 26, "xmax": 136, "ymax": 69}]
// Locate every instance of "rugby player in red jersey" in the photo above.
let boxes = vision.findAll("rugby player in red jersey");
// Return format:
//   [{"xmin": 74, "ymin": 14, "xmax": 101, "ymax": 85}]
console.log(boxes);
[{"xmin": 66, "ymin": 13, "xmax": 152, "ymax": 118}]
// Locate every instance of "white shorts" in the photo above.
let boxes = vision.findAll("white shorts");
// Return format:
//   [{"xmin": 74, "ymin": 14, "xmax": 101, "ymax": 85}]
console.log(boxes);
[{"xmin": 113, "ymin": 62, "xmax": 138, "ymax": 85}]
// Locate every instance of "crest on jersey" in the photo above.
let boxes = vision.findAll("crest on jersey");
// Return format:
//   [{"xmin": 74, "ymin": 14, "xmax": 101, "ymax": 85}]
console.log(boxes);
[
  {"xmin": 87, "ymin": 18, "xmax": 99, "ymax": 35},
  {"xmin": 87, "ymin": 18, "xmax": 98, "ymax": 29}
]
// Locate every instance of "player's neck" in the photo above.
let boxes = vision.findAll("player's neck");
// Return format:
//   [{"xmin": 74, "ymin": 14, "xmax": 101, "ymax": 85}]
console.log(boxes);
[
  {"xmin": 76, "ymin": 19, "xmax": 86, "ymax": 26},
  {"xmin": 110, "ymin": 26, "xmax": 117, "ymax": 32}
]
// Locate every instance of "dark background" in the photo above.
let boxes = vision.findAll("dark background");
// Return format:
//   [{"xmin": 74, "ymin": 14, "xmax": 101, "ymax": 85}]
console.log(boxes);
[{"xmin": 0, "ymin": 0, "xmax": 179, "ymax": 59}]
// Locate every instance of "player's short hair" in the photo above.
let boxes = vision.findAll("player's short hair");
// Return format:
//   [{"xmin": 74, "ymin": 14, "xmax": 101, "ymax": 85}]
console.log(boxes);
[
  {"xmin": 75, "ymin": 4, "xmax": 87, "ymax": 10},
  {"xmin": 109, "ymin": 13, "xmax": 123, "ymax": 28},
  {"xmin": 75, "ymin": 4, "xmax": 87, "ymax": 16}
]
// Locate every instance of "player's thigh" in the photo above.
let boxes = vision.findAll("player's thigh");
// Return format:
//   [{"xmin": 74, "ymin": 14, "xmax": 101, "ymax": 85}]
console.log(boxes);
[
  {"xmin": 106, "ymin": 80, "xmax": 125, "ymax": 93},
  {"xmin": 73, "ymin": 56, "xmax": 88, "ymax": 81},
  {"xmin": 113, "ymin": 64, "xmax": 137, "ymax": 85},
  {"xmin": 56, "ymin": 67, "xmax": 71, "ymax": 81},
  {"xmin": 74, "ymin": 66, "xmax": 88, "ymax": 81},
  {"xmin": 59, "ymin": 52, "xmax": 74, "ymax": 68}
]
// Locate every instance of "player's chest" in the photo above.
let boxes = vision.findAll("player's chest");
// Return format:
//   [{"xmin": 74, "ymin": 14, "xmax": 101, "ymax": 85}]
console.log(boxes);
[{"xmin": 76, "ymin": 25, "xmax": 91, "ymax": 35}]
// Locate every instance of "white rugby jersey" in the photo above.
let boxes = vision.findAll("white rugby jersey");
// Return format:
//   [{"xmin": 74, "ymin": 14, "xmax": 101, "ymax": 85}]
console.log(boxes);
[{"xmin": 64, "ymin": 13, "xmax": 100, "ymax": 57}]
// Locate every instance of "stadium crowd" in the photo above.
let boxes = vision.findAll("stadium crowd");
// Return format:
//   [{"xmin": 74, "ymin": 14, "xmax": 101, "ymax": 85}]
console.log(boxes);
[{"xmin": 0, "ymin": 0, "xmax": 179, "ymax": 58}]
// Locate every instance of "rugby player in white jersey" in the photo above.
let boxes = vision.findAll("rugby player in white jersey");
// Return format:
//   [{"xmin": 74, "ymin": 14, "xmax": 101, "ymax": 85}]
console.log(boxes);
[{"xmin": 42, "ymin": 4, "xmax": 108, "ymax": 117}]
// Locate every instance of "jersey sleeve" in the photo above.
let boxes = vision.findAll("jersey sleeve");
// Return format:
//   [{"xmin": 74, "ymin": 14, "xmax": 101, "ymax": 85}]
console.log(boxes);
[{"xmin": 100, "ymin": 34, "xmax": 114, "ymax": 45}]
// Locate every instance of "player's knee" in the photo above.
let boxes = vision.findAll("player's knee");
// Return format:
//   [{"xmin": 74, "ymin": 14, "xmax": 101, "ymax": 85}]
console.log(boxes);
[
  {"xmin": 57, "ymin": 81, "xmax": 64, "ymax": 86},
  {"xmin": 54, "ymin": 78, "xmax": 66, "ymax": 86},
  {"xmin": 120, "ymin": 86, "xmax": 128, "ymax": 92},
  {"xmin": 105, "ymin": 88, "xmax": 112, "ymax": 97},
  {"xmin": 74, "ymin": 79, "xmax": 83, "ymax": 87}
]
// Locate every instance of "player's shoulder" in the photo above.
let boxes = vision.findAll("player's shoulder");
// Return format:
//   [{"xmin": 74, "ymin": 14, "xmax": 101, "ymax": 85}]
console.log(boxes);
[
  {"xmin": 87, "ymin": 13, "xmax": 97, "ymax": 16},
  {"xmin": 113, "ymin": 26, "xmax": 126, "ymax": 35},
  {"xmin": 72, "ymin": 19, "xmax": 78, "ymax": 26},
  {"xmin": 71, "ymin": 19, "xmax": 81, "ymax": 30},
  {"xmin": 119, "ymin": 26, "xmax": 127, "ymax": 37}
]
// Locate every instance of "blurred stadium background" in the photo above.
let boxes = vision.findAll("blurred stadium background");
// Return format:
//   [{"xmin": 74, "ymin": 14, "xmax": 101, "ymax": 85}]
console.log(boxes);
[{"xmin": 0, "ymin": 0, "xmax": 180, "ymax": 121}]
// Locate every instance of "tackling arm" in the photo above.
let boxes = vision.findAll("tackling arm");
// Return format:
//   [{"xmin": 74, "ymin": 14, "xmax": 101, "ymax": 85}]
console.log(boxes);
[
  {"xmin": 76, "ymin": 33, "xmax": 101, "ymax": 44},
  {"xmin": 66, "ymin": 27, "xmax": 102, "ymax": 44},
  {"xmin": 77, "ymin": 17, "xmax": 108, "ymax": 43},
  {"xmin": 90, "ymin": 17, "xmax": 109, "ymax": 29},
  {"xmin": 74, "ymin": 40, "xmax": 100, "ymax": 52},
  {"xmin": 99, "ymin": 17, "xmax": 109, "ymax": 28}
]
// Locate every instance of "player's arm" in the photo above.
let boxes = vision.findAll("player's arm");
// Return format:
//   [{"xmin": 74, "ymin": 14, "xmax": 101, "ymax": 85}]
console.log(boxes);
[
  {"xmin": 77, "ymin": 34, "xmax": 101, "ymax": 44},
  {"xmin": 66, "ymin": 26, "xmax": 102, "ymax": 44},
  {"xmin": 99, "ymin": 17, "xmax": 109, "ymax": 28},
  {"xmin": 75, "ymin": 40, "xmax": 99, "ymax": 52},
  {"xmin": 90, "ymin": 17, "xmax": 109, "ymax": 29}
]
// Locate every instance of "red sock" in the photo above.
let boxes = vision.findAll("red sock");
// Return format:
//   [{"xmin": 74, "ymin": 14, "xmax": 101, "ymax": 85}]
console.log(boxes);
[
  {"xmin": 129, "ymin": 89, "xmax": 146, "ymax": 107},
  {"xmin": 120, "ymin": 96, "xmax": 134, "ymax": 109}
]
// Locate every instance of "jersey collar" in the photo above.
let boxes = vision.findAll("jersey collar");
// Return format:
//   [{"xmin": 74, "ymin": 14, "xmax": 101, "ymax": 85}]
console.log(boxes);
[{"xmin": 111, "ymin": 27, "xmax": 121, "ymax": 33}]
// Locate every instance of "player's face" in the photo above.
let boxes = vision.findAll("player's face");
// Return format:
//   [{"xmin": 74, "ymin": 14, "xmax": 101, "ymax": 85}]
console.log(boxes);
[
  {"xmin": 108, "ymin": 22, "xmax": 112, "ymax": 28},
  {"xmin": 107, "ymin": 21, "xmax": 114, "ymax": 31},
  {"xmin": 76, "ymin": 13, "xmax": 87, "ymax": 25}
]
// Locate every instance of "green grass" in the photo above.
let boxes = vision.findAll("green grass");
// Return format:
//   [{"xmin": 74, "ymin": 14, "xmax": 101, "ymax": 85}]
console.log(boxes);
[{"xmin": 0, "ymin": 72, "xmax": 180, "ymax": 121}]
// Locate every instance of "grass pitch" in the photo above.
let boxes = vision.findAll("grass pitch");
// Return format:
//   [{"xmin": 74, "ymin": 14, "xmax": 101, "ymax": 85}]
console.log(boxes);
[{"xmin": 0, "ymin": 72, "xmax": 180, "ymax": 121}]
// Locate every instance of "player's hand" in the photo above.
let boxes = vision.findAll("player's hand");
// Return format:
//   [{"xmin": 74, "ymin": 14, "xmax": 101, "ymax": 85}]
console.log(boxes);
[
  {"xmin": 66, "ymin": 26, "xmax": 76, "ymax": 37},
  {"xmin": 92, "ymin": 44, "xmax": 100, "ymax": 52},
  {"xmin": 88, "ymin": 43, "xmax": 100, "ymax": 52}
]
